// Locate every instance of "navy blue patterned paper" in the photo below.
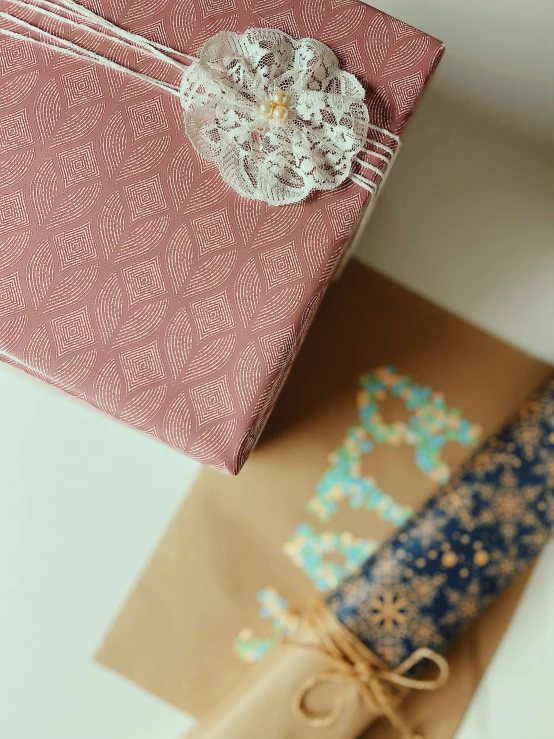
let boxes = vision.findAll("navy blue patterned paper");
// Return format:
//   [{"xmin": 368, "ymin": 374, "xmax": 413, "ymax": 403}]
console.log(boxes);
[{"xmin": 327, "ymin": 376, "xmax": 554, "ymax": 668}]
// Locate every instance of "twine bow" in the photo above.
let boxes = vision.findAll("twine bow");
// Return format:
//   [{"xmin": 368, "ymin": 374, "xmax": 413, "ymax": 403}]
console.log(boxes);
[{"xmin": 290, "ymin": 602, "xmax": 449, "ymax": 739}]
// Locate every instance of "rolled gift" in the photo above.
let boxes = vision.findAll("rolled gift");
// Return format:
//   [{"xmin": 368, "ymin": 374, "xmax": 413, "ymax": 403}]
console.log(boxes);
[
  {"xmin": 327, "ymin": 374, "xmax": 554, "ymax": 669},
  {"xmin": 185, "ymin": 376, "xmax": 554, "ymax": 739}
]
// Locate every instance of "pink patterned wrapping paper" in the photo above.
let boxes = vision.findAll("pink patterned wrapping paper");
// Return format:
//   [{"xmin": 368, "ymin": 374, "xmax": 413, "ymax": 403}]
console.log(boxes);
[{"xmin": 0, "ymin": 0, "xmax": 443, "ymax": 473}]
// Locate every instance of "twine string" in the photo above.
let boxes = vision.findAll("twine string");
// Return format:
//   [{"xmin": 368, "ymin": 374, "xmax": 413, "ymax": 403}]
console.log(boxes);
[
  {"xmin": 290, "ymin": 602, "xmax": 449, "ymax": 739},
  {"xmin": 0, "ymin": 0, "xmax": 399, "ymax": 193},
  {"xmin": 0, "ymin": 7, "xmax": 183, "ymax": 94}
]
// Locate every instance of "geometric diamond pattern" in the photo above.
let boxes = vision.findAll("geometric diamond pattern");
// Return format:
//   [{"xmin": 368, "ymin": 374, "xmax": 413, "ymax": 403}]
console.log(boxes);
[
  {"xmin": 50, "ymin": 306, "xmax": 96, "ymax": 357},
  {"xmin": 124, "ymin": 174, "xmax": 168, "ymax": 221},
  {"xmin": 0, "ymin": 38, "xmax": 36, "ymax": 74},
  {"xmin": 190, "ymin": 290, "xmax": 236, "ymax": 341},
  {"xmin": 61, "ymin": 66, "xmax": 103, "ymax": 108},
  {"xmin": 119, "ymin": 340, "xmax": 166, "ymax": 392},
  {"xmin": 127, "ymin": 96, "xmax": 169, "ymax": 140},
  {"xmin": 200, "ymin": 0, "xmax": 238, "ymax": 21},
  {"xmin": 58, "ymin": 141, "xmax": 101, "ymax": 187},
  {"xmin": 189, "ymin": 375, "xmax": 235, "ymax": 426},
  {"xmin": 122, "ymin": 255, "xmax": 168, "ymax": 305},
  {"xmin": 389, "ymin": 71, "xmax": 426, "ymax": 116},
  {"xmin": 258, "ymin": 325, "xmax": 297, "ymax": 374},
  {"xmin": 0, "ymin": 0, "xmax": 443, "ymax": 473},
  {"xmin": 0, "ymin": 190, "xmax": 29, "ymax": 230},
  {"xmin": 259, "ymin": 242, "xmax": 303, "ymax": 289},
  {"xmin": 0, "ymin": 109, "xmax": 34, "ymax": 152},
  {"xmin": 192, "ymin": 207, "xmax": 236, "ymax": 256},
  {"xmin": 0, "ymin": 272, "xmax": 26, "ymax": 318},
  {"xmin": 54, "ymin": 222, "xmax": 98, "ymax": 271}
]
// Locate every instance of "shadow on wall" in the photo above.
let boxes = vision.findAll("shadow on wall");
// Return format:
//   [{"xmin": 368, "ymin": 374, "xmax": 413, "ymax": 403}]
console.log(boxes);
[{"xmin": 355, "ymin": 87, "xmax": 554, "ymax": 362}]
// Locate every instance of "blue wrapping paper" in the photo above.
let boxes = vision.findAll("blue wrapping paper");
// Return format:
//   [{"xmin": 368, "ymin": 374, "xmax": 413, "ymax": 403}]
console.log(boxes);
[{"xmin": 327, "ymin": 375, "xmax": 554, "ymax": 668}]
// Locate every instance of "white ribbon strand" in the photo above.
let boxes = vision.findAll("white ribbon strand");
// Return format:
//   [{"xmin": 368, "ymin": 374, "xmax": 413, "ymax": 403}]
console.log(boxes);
[{"xmin": 0, "ymin": 0, "xmax": 400, "ymax": 204}]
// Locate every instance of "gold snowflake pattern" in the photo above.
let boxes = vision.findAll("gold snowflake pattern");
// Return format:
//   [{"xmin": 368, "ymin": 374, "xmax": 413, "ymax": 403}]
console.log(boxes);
[
  {"xmin": 519, "ymin": 527, "xmax": 550, "ymax": 554},
  {"xmin": 361, "ymin": 590, "xmax": 414, "ymax": 635},
  {"xmin": 513, "ymin": 421, "xmax": 545, "ymax": 461},
  {"xmin": 337, "ymin": 550, "xmax": 409, "ymax": 611},
  {"xmin": 411, "ymin": 614, "xmax": 445, "ymax": 651},
  {"xmin": 410, "ymin": 570, "xmax": 447, "ymax": 605},
  {"xmin": 409, "ymin": 508, "xmax": 448, "ymax": 549},
  {"xmin": 436, "ymin": 480, "xmax": 477, "ymax": 532},
  {"xmin": 471, "ymin": 438, "xmax": 522, "ymax": 478},
  {"xmin": 357, "ymin": 572, "xmax": 445, "ymax": 645},
  {"xmin": 482, "ymin": 544, "xmax": 523, "ymax": 591},
  {"xmin": 336, "ymin": 576, "xmax": 373, "ymax": 610},
  {"xmin": 367, "ymin": 543, "xmax": 405, "ymax": 586},
  {"xmin": 329, "ymin": 375, "xmax": 554, "ymax": 669},
  {"xmin": 441, "ymin": 576, "xmax": 489, "ymax": 628},
  {"xmin": 476, "ymin": 469, "xmax": 544, "ymax": 544},
  {"xmin": 531, "ymin": 447, "xmax": 554, "ymax": 488}
]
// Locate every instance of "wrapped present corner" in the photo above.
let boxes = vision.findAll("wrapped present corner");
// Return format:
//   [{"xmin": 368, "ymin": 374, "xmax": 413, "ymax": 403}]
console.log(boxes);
[{"xmin": 0, "ymin": 0, "xmax": 443, "ymax": 472}]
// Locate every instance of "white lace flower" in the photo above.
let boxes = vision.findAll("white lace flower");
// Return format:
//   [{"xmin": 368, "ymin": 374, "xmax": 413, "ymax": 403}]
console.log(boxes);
[{"xmin": 180, "ymin": 28, "xmax": 370, "ymax": 206}]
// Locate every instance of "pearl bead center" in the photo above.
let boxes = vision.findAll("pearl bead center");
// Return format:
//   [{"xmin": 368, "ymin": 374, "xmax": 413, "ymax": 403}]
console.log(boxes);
[{"xmin": 260, "ymin": 89, "xmax": 292, "ymax": 123}]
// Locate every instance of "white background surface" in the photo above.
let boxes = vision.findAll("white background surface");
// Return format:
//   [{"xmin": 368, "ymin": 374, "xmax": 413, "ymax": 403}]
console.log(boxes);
[
  {"xmin": 2, "ymin": 0, "xmax": 554, "ymax": 737},
  {"xmin": 366, "ymin": 0, "xmax": 554, "ymax": 148},
  {"xmin": 0, "ymin": 361, "xmax": 198, "ymax": 739}
]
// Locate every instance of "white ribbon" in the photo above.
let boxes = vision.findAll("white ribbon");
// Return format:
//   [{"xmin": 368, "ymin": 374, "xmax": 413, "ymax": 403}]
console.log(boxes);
[{"xmin": 0, "ymin": 0, "xmax": 400, "ymax": 206}]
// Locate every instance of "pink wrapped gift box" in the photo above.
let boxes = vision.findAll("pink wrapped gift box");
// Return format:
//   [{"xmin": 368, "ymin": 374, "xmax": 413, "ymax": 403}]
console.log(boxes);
[{"xmin": 0, "ymin": 0, "xmax": 443, "ymax": 472}]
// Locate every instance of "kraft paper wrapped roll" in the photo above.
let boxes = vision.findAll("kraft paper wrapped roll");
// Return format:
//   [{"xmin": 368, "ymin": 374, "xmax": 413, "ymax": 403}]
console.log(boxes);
[{"xmin": 185, "ymin": 376, "xmax": 554, "ymax": 739}]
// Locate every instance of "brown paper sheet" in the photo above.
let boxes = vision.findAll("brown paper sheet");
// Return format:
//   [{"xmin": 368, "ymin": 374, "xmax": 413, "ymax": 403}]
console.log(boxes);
[{"xmin": 97, "ymin": 262, "xmax": 548, "ymax": 736}]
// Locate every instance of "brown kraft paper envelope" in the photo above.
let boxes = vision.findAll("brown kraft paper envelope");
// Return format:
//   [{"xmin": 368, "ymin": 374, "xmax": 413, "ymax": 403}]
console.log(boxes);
[{"xmin": 96, "ymin": 261, "xmax": 549, "ymax": 736}]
